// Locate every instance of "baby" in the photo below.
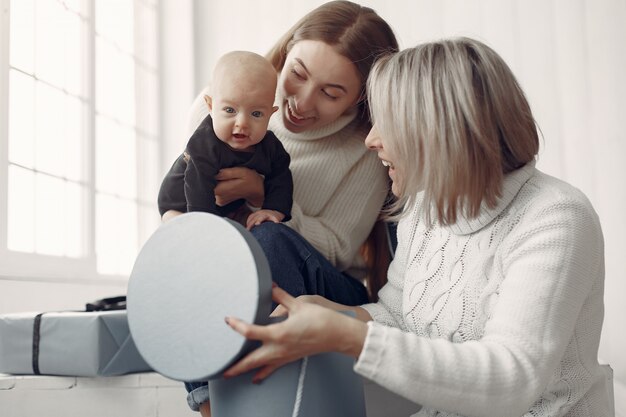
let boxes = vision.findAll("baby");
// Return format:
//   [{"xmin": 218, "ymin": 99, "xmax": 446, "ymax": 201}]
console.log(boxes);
[{"xmin": 158, "ymin": 51, "xmax": 293, "ymax": 229}]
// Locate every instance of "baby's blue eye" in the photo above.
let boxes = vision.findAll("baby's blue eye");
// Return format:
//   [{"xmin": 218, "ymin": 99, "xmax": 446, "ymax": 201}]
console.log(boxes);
[
  {"xmin": 252, "ymin": 111, "xmax": 263, "ymax": 118},
  {"xmin": 223, "ymin": 107, "xmax": 235, "ymax": 114}
]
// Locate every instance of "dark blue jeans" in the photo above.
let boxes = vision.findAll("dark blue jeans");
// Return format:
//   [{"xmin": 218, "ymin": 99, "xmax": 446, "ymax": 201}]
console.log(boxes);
[{"xmin": 184, "ymin": 222, "xmax": 369, "ymax": 410}]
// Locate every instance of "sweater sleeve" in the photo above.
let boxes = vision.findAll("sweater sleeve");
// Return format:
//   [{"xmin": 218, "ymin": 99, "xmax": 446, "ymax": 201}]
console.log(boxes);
[
  {"xmin": 286, "ymin": 147, "xmax": 388, "ymax": 272},
  {"xmin": 354, "ymin": 194, "xmax": 604, "ymax": 417}
]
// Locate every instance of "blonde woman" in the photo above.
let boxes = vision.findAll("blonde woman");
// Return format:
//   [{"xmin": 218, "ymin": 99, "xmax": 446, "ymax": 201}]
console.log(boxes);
[{"xmin": 225, "ymin": 38, "xmax": 610, "ymax": 417}]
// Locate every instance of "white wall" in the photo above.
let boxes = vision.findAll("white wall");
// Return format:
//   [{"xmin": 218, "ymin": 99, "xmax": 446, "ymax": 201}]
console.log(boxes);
[{"xmin": 187, "ymin": 0, "xmax": 626, "ymax": 414}]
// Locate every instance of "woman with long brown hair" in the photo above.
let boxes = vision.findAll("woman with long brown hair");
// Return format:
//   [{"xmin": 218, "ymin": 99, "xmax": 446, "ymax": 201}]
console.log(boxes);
[{"xmin": 172, "ymin": 2, "xmax": 399, "ymax": 415}]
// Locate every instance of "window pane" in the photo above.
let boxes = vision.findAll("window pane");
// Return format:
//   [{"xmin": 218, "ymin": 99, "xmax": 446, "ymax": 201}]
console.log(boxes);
[
  {"xmin": 96, "ymin": 116, "xmax": 137, "ymax": 199},
  {"xmin": 64, "ymin": 181, "xmax": 86, "ymax": 258},
  {"xmin": 62, "ymin": 0, "xmax": 84, "ymax": 16},
  {"xmin": 35, "ymin": 82, "xmax": 65, "ymax": 177},
  {"xmin": 63, "ymin": 11, "xmax": 84, "ymax": 96},
  {"xmin": 95, "ymin": 38, "xmax": 136, "ymax": 125},
  {"xmin": 137, "ymin": 135, "xmax": 158, "ymax": 204},
  {"xmin": 35, "ymin": 173, "xmax": 65, "ymax": 256},
  {"xmin": 95, "ymin": 116, "xmax": 118, "ymax": 194},
  {"xmin": 116, "ymin": 127, "xmax": 138, "ymax": 200},
  {"xmin": 135, "ymin": 1, "xmax": 157, "ymax": 68},
  {"xmin": 95, "ymin": 0, "xmax": 134, "ymax": 54},
  {"xmin": 64, "ymin": 95, "xmax": 86, "ymax": 182},
  {"xmin": 117, "ymin": 199, "xmax": 139, "ymax": 274},
  {"xmin": 34, "ymin": 0, "xmax": 85, "ymax": 94},
  {"xmin": 136, "ymin": 67, "xmax": 158, "ymax": 137},
  {"xmin": 95, "ymin": 194, "xmax": 116, "ymax": 274},
  {"xmin": 8, "ymin": 70, "xmax": 35, "ymax": 168},
  {"xmin": 9, "ymin": 0, "xmax": 35, "ymax": 73},
  {"xmin": 8, "ymin": 164, "xmax": 86, "ymax": 259},
  {"xmin": 7, "ymin": 165, "xmax": 35, "ymax": 253},
  {"xmin": 138, "ymin": 203, "xmax": 160, "ymax": 249},
  {"xmin": 96, "ymin": 194, "xmax": 138, "ymax": 275},
  {"xmin": 35, "ymin": 0, "xmax": 66, "ymax": 88}
]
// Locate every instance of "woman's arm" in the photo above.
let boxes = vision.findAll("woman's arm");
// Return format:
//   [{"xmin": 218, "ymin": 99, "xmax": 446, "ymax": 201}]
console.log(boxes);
[
  {"xmin": 271, "ymin": 294, "xmax": 373, "ymax": 322},
  {"xmin": 223, "ymin": 287, "xmax": 370, "ymax": 382}
]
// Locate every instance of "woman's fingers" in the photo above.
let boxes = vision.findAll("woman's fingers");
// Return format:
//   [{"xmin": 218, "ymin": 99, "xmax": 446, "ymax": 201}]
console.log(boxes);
[
  {"xmin": 223, "ymin": 318, "xmax": 282, "ymax": 377},
  {"xmin": 223, "ymin": 343, "xmax": 279, "ymax": 378},
  {"xmin": 223, "ymin": 353, "xmax": 255, "ymax": 378},
  {"xmin": 269, "ymin": 304, "xmax": 288, "ymax": 318},
  {"xmin": 252, "ymin": 364, "xmax": 281, "ymax": 383},
  {"xmin": 223, "ymin": 287, "xmax": 306, "ymax": 380},
  {"xmin": 215, "ymin": 167, "xmax": 243, "ymax": 180},
  {"xmin": 271, "ymin": 286, "xmax": 298, "ymax": 310},
  {"xmin": 225, "ymin": 317, "xmax": 270, "ymax": 341}
]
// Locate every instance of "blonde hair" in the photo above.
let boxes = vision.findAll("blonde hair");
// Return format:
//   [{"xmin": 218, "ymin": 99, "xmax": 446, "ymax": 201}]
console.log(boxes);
[
  {"xmin": 368, "ymin": 37, "xmax": 539, "ymax": 225},
  {"xmin": 266, "ymin": 0, "xmax": 398, "ymax": 124}
]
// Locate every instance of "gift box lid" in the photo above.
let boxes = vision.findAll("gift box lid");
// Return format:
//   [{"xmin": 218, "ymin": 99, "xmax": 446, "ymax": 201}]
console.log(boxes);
[{"xmin": 127, "ymin": 213, "xmax": 272, "ymax": 382}]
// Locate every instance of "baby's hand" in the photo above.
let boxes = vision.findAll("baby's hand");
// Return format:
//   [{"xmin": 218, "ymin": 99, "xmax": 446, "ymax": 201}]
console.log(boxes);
[{"xmin": 246, "ymin": 209, "xmax": 285, "ymax": 230}]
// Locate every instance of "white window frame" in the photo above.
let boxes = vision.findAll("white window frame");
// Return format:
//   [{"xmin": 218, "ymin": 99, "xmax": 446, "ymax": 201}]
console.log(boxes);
[{"xmin": 0, "ymin": 0, "xmax": 161, "ymax": 283}]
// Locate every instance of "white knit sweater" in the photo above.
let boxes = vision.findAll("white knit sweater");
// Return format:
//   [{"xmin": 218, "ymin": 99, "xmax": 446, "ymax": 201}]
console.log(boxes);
[
  {"xmin": 356, "ymin": 163, "xmax": 610, "ymax": 417},
  {"xmin": 187, "ymin": 89, "xmax": 388, "ymax": 278}
]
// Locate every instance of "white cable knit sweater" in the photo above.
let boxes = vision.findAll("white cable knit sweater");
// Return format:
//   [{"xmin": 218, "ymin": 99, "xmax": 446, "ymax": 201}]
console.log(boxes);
[
  {"xmin": 187, "ymin": 89, "xmax": 388, "ymax": 278},
  {"xmin": 356, "ymin": 163, "xmax": 610, "ymax": 417}
]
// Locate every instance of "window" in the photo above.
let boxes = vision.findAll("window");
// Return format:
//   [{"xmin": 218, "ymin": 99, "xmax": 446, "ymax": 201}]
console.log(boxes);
[{"xmin": 0, "ymin": 0, "xmax": 161, "ymax": 280}]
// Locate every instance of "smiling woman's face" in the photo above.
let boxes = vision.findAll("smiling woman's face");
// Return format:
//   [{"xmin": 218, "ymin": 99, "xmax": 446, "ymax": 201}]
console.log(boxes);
[
  {"xmin": 365, "ymin": 124, "xmax": 402, "ymax": 196},
  {"xmin": 277, "ymin": 40, "xmax": 362, "ymax": 133}
]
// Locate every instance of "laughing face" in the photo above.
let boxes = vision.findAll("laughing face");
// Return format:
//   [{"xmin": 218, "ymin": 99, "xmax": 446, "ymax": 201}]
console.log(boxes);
[
  {"xmin": 365, "ymin": 124, "xmax": 401, "ymax": 196},
  {"xmin": 277, "ymin": 40, "xmax": 362, "ymax": 133}
]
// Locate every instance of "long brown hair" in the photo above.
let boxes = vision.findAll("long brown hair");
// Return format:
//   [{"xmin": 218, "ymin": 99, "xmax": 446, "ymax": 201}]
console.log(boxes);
[
  {"xmin": 269, "ymin": 2, "xmax": 399, "ymax": 297},
  {"xmin": 360, "ymin": 218, "xmax": 393, "ymax": 302},
  {"xmin": 267, "ymin": 0, "xmax": 399, "ymax": 124}
]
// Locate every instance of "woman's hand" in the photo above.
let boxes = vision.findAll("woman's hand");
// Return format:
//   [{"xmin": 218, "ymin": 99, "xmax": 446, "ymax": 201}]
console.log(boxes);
[
  {"xmin": 214, "ymin": 167, "xmax": 264, "ymax": 207},
  {"xmin": 270, "ymin": 294, "xmax": 373, "ymax": 321},
  {"xmin": 223, "ymin": 286, "xmax": 369, "ymax": 383}
]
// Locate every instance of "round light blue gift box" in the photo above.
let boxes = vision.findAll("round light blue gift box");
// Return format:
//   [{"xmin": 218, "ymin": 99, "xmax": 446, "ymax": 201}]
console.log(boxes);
[
  {"xmin": 127, "ymin": 212, "xmax": 366, "ymax": 417},
  {"xmin": 127, "ymin": 212, "xmax": 272, "ymax": 382}
]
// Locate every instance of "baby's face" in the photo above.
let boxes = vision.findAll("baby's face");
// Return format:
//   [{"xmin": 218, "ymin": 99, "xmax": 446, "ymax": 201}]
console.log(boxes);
[{"xmin": 208, "ymin": 74, "xmax": 277, "ymax": 152}]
